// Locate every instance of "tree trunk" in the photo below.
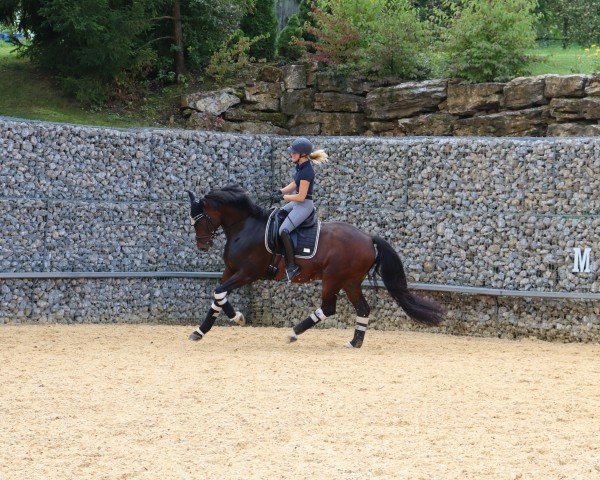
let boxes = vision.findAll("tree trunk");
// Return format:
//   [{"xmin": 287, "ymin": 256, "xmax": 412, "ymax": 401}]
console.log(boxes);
[{"xmin": 172, "ymin": 0, "xmax": 185, "ymax": 80}]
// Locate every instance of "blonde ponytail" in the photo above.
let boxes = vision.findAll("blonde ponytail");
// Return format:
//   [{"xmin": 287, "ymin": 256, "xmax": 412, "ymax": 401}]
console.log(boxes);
[{"xmin": 309, "ymin": 149, "xmax": 328, "ymax": 164}]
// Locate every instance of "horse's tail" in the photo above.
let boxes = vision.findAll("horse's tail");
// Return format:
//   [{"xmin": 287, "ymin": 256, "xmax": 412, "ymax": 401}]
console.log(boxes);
[{"xmin": 372, "ymin": 236, "xmax": 444, "ymax": 327}]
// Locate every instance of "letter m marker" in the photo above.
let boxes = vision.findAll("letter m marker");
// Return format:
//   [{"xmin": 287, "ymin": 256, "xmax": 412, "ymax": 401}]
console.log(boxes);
[{"xmin": 572, "ymin": 247, "xmax": 592, "ymax": 273}]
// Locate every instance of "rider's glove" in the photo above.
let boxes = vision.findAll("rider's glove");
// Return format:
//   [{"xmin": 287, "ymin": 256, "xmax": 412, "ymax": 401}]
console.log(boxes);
[{"xmin": 270, "ymin": 190, "xmax": 284, "ymax": 202}]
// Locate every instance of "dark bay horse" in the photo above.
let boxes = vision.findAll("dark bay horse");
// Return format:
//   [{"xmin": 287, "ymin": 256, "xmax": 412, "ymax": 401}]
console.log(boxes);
[{"xmin": 187, "ymin": 185, "xmax": 443, "ymax": 348}]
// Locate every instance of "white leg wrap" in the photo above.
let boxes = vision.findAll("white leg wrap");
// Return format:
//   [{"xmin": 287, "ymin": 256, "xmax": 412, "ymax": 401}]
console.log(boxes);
[
  {"xmin": 211, "ymin": 302, "xmax": 223, "ymax": 312},
  {"xmin": 232, "ymin": 311, "xmax": 245, "ymax": 326},
  {"xmin": 214, "ymin": 291, "xmax": 227, "ymax": 300},
  {"xmin": 356, "ymin": 315, "xmax": 369, "ymax": 331},
  {"xmin": 315, "ymin": 308, "xmax": 327, "ymax": 321},
  {"xmin": 194, "ymin": 328, "xmax": 205, "ymax": 337}
]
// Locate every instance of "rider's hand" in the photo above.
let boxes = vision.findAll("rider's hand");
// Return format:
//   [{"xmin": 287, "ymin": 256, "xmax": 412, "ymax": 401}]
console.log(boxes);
[{"xmin": 270, "ymin": 190, "xmax": 283, "ymax": 202}]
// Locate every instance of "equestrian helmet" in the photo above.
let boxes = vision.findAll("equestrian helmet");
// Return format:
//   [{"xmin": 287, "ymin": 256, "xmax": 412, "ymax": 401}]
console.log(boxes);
[{"xmin": 287, "ymin": 137, "xmax": 314, "ymax": 155}]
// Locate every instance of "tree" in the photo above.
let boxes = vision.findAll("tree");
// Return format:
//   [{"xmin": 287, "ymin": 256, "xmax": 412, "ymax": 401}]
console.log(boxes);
[
  {"xmin": 536, "ymin": 0, "xmax": 600, "ymax": 47},
  {"xmin": 0, "ymin": 0, "xmax": 255, "ymax": 102},
  {"xmin": 240, "ymin": 0, "xmax": 278, "ymax": 60},
  {"xmin": 278, "ymin": 13, "xmax": 303, "ymax": 60},
  {"xmin": 297, "ymin": 0, "xmax": 318, "ymax": 43}
]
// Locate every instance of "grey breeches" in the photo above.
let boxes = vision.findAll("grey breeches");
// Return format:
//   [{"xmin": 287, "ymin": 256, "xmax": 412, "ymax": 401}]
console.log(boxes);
[{"xmin": 279, "ymin": 200, "xmax": 314, "ymax": 235}]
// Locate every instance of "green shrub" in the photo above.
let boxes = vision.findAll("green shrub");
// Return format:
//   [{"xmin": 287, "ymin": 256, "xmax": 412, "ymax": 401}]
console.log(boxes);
[
  {"xmin": 361, "ymin": 0, "xmax": 430, "ymax": 78},
  {"xmin": 440, "ymin": 0, "xmax": 538, "ymax": 82},
  {"xmin": 205, "ymin": 30, "xmax": 268, "ymax": 83},
  {"xmin": 240, "ymin": 0, "xmax": 278, "ymax": 61},
  {"xmin": 278, "ymin": 14, "xmax": 304, "ymax": 60},
  {"xmin": 59, "ymin": 77, "xmax": 110, "ymax": 107}
]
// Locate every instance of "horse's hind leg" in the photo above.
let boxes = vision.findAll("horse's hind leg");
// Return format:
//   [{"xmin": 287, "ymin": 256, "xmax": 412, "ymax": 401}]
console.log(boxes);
[
  {"xmin": 214, "ymin": 291, "xmax": 245, "ymax": 326},
  {"xmin": 289, "ymin": 280, "xmax": 340, "ymax": 342},
  {"xmin": 343, "ymin": 282, "xmax": 371, "ymax": 349}
]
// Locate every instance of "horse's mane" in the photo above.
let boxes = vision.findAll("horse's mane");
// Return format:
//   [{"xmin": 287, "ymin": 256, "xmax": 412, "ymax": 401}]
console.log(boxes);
[{"xmin": 203, "ymin": 184, "xmax": 268, "ymax": 219}]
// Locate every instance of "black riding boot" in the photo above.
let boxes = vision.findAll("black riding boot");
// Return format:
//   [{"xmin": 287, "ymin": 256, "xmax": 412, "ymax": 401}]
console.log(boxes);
[{"xmin": 280, "ymin": 229, "xmax": 300, "ymax": 282}]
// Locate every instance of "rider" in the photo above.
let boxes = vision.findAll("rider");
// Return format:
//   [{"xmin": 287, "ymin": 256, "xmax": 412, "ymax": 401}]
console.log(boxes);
[{"xmin": 271, "ymin": 137, "xmax": 328, "ymax": 282}]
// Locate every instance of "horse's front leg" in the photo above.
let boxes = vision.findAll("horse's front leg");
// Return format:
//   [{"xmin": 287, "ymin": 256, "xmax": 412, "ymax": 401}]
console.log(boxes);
[{"xmin": 189, "ymin": 270, "xmax": 252, "ymax": 341}]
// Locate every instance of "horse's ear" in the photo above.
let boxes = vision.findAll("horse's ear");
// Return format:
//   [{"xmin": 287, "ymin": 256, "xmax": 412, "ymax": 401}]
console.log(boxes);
[
  {"xmin": 186, "ymin": 190, "xmax": 204, "ymax": 218},
  {"xmin": 186, "ymin": 190, "xmax": 196, "ymax": 205}
]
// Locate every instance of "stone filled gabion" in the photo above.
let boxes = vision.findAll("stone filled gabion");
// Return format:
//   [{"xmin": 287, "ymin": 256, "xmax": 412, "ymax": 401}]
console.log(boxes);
[{"xmin": 0, "ymin": 118, "xmax": 598, "ymax": 342}]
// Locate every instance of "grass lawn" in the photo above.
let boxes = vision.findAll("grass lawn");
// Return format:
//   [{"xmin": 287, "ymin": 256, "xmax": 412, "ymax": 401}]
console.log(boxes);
[
  {"xmin": 526, "ymin": 42, "xmax": 600, "ymax": 75},
  {"xmin": 0, "ymin": 42, "xmax": 185, "ymax": 128}
]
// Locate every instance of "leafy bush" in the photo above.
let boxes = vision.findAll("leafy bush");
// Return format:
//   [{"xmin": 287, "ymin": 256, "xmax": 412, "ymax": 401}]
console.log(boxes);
[
  {"xmin": 301, "ymin": 4, "xmax": 363, "ymax": 73},
  {"xmin": 278, "ymin": 14, "xmax": 304, "ymax": 61},
  {"xmin": 205, "ymin": 30, "xmax": 267, "ymax": 83},
  {"xmin": 303, "ymin": 0, "xmax": 429, "ymax": 78},
  {"xmin": 440, "ymin": 0, "xmax": 538, "ymax": 82}
]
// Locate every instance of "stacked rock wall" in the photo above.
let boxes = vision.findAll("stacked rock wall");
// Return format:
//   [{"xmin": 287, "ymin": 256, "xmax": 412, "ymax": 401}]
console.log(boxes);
[
  {"xmin": 181, "ymin": 66, "xmax": 600, "ymax": 138},
  {"xmin": 1, "ymin": 118, "xmax": 598, "ymax": 341}
]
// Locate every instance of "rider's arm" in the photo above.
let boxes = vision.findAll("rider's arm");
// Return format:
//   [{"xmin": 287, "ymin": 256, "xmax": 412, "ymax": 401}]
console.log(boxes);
[
  {"xmin": 280, "ymin": 181, "xmax": 296, "ymax": 194},
  {"xmin": 283, "ymin": 180, "xmax": 309, "ymax": 202}
]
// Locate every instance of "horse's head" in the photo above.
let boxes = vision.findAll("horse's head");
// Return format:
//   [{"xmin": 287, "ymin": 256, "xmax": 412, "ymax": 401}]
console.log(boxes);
[{"xmin": 187, "ymin": 190, "xmax": 220, "ymax": 251}]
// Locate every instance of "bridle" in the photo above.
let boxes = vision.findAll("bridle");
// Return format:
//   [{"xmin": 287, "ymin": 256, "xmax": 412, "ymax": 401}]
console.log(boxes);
[
  {"xmin": 190, "ymin": 212, "xmax": 219, "ymax": 244},
  {"xmin": 189, "ymin": 201, "xmax": 254, "ymax": 248}
]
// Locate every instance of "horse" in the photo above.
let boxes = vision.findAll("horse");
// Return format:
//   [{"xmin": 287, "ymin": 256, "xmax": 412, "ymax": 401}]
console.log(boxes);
[{"xmin": 186, "ymin": 184, "xmax": 443, "ymax": 348}]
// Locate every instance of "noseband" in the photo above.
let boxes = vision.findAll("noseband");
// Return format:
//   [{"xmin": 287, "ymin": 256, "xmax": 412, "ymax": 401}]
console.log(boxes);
[{"xmin": 190, "ymin": 213, "xmax": 219, "ymax": 244}]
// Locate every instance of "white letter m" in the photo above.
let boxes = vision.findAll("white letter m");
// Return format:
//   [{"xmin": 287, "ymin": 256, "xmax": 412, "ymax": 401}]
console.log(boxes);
[{"xmin": 572, "ymin": 247, "xmax": 592, "ymax": 273}]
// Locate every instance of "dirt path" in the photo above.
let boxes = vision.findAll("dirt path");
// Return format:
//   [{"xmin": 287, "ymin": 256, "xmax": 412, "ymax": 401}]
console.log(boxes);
[{"xmin": 1, "ymin": 324, "xmax": 599, "ymax": 480}]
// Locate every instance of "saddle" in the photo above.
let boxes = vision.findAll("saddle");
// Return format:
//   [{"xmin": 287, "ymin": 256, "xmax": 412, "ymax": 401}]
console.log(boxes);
[{"xmin": 265, "ymin": 208, "xmax": 321, "ymax": 259}]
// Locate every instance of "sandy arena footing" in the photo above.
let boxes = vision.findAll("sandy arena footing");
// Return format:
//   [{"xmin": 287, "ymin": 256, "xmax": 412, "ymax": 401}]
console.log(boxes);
[{"xmin": 1, "ymin": 324, "xmax": 599, "ymax": 480}]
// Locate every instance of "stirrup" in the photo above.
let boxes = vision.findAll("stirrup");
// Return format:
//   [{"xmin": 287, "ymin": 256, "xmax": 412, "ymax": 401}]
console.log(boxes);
[{"xmin": 285, "ymin": 264, "xmax": 300, "ymax": 282}]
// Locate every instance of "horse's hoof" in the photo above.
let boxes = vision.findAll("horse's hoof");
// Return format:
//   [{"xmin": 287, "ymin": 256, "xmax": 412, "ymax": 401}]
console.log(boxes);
[
  {"xmin": 288, "ymin": 334, "xmax": 298, "ymax": 343},
  {"xmin": 189, "ymin": 332, "xmax": 203, "ymax": 341},
  {"xmin": 345, "ymin": 341, "xmax": 359, "ymax": 349},
  {"xmin": 233, "ymin": 312, "xmax": 246, "ymax": 326}
]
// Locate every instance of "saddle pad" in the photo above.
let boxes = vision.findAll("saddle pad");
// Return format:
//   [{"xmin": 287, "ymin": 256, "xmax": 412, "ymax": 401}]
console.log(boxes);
[{"xmin": 265, "ymin": 209, "xmax": 321, "ymax": 259}]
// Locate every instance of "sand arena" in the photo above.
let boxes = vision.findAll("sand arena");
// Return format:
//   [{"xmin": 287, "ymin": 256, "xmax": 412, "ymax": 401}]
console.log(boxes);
[{"xmin": 1, "ymin": 324, "xmax": 599, "ymax": 480}]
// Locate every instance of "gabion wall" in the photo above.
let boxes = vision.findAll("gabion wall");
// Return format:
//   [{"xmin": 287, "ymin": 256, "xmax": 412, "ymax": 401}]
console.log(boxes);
[{"xmin": 0, "ymin": 118, "xmax": 598, "ymax": 341}]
